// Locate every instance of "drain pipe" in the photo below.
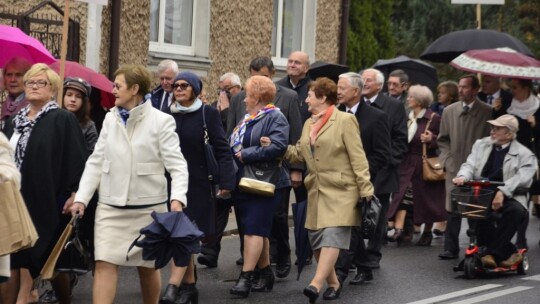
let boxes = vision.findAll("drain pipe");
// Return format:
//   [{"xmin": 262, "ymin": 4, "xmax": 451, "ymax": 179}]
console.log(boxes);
[
  {"xmin": 108, "ymin": 0, "xmax": 121, "ymax": 79},
  {"xmin": 338, "ymin": 0, "xmax": 350, "ymax": 65}
]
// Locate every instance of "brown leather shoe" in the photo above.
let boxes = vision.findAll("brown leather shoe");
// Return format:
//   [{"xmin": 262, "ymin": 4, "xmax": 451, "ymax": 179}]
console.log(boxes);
[
  {"xmin": 481, "ymin": 255, "xmax": 497, "ymax": 268},
  {"xmin": 500, "ymin": 253, "xmax": 523, "ymax": 268}
]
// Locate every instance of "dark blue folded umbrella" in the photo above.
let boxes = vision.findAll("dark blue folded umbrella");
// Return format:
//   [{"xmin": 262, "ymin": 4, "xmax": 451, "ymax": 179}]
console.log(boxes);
[
  {"xmin": 127, "ymin": 211, "xmax": 204, "ymax": 269},
  {"xmin": 292, "ymin": 200, "xmax": 312, "ymax": 280}
]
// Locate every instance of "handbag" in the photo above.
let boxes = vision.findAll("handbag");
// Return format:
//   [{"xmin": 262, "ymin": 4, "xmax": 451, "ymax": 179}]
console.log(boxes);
[
  {"xmin": 56, "ymin": 215, "xmax": 93, "ymax": 274},
  {"xmin": 0, "ymin": 180, "xmax": 39, "ymax": 255},
  {"xmin": 202, "ymin": 105, "xmax": 219, "ymax": 183},
  {"xmin": 238, "ymin": 161, "xmax": 281, "ymax": 197},
  {"xmin": 359, "ymin": 195, "xmax": 381, "ymax": 239},
  {"xmin": 422, "ymin": 113, "xmax": 445, "ymax": 182}
]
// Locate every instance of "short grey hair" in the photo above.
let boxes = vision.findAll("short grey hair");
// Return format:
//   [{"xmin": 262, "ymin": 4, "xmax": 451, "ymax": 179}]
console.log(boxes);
[
  {"xmin": 361, "ymin": 68, "xmax": 385, "ymax": 87},
  {"xmin": 389, "ymin": 69, "xmax": 409, "ymax": 84},
  {"xmin": 339, "ymin": 72, "xmax": 363, "ymax": 89},
  {"xmin": 408, "ymin": 85, "xmax": 433, "ymax": 108},
  {"xmin": 219, "ymin": 72, "xmax": 242, "ymax": 88},
  {"xmin": 157, "ymin": 59, "xmax": 179, "ymax": 74}
]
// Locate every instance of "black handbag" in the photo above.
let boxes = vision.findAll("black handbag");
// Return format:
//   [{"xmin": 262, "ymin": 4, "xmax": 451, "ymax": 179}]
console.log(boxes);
[
  {"xmin": 359, "ymin": 195, "xmax": 381, "ymax": 239},
  {"xmin": 202, "ymin": 105, "xmax": 219, "ymax": 183},
  {"xmin": 238, "ymin": 161, "xmax": 281, "ymax": 197},
  {"xmin": 56, "ymin": 216, "xmax": 93, "ymax": 274}
]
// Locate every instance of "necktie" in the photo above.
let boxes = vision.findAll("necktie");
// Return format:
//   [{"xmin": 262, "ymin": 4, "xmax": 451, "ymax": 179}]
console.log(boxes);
[
  {"xmin": 463, "ymin": 105, "xmax": 470, "ymax": 113},
  {"xmin": 487, "ymin": 95, "xmax": 494, "ymax": 105},
  {"xmin": 365, "ymin": 98, "xmax": 371, "ymax": 105},
  {"xmin": 161, "ymin": 92, "xmax": 170, "ymax": 111},
  {"xmin": 347, "ymin": 109, "xmax": 353, "ymax": 114},
  {"xmin": 494, "ymin": 144, "xmax": 502, "ymax": 151}
]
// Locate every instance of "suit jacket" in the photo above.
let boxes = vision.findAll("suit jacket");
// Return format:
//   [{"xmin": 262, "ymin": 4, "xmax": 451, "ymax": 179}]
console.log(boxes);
[
  {"xmin": 478, "ymin": 89, "xmax": 513, "ymax": 118},
  {"xmin": 227, "ymin": 84, "xmax": 303, "ymax": 171},
  {"xmin": 285, "ymin": 108, "xmax": 374, "ymax": 230},
  {"xmin": 364, "ymin": 93, "xmax": 408, "ymax": 194},
  {"xmin": 75, "ymin": 101, "xmax": 189, "ymax": 207},
  {"xmin": 338, "ymin": 102, "xmax": 391, "ymax": 192},
  {"xmin": 275, "ymin": 75, "xmax": 311, "ymax": 123},
  {"xmin": 150, "ymin": 85, "xmax": 172, "ymax": 113},
  {"xmin": 438, "ymin": 99, "xmax": 492, "ymax": 210}
]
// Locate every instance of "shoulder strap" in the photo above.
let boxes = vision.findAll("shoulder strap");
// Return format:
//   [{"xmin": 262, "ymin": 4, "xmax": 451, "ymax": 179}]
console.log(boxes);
[
  {"xmin": 423, "ymin": 113, "xmax": 436, "ymax": 157},
  {"xmin": 202, "ymin": 104, "xmax": 208, "ymax": 130}
]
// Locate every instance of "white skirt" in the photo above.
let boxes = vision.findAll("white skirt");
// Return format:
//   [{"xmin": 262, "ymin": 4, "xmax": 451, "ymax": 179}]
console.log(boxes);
[{"xmin": 94, "ymin": 203, "xmax": 167, "ymax": 267}]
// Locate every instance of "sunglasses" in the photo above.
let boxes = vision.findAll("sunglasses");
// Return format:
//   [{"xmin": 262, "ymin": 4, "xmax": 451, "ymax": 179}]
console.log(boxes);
[{"xmin": 173, "ymin": 83, "xmax": 191, "ymax": 91}]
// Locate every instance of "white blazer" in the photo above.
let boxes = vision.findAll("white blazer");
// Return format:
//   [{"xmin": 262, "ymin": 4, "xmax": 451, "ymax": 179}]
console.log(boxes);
[{"xmin": 75, "ymin": 101, "xmax": 189, "ymax": 207}]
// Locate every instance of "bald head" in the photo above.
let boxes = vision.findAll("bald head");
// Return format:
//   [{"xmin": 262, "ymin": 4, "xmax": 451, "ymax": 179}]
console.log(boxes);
[{"xmin": 286, "ymin": 51, "xmax": 310, "ymax": 85}]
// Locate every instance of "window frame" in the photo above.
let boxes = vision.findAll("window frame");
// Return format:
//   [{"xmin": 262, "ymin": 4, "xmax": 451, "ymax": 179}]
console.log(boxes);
[{"xmin": 149, "ymin": 0, "xmax": 197, "ymax": 56}]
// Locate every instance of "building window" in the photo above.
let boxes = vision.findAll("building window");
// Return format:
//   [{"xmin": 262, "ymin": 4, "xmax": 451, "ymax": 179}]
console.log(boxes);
[
  {"xmin": 149, "ymin": 0, "xmax": 195, "ymax": 55},
  {"xmin": 271, "ymin": 0, "xmax": 316, "ymax": 66}
]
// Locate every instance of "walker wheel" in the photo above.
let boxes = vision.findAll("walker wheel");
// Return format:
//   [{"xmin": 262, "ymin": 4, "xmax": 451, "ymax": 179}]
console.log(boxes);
[
  {"xmin": 517, "ymin": 253, "xmax": 528, "ymax": 275},
  {"xmin": 464, "ymin": 256, "xmax": 479, "ymax": 279}
]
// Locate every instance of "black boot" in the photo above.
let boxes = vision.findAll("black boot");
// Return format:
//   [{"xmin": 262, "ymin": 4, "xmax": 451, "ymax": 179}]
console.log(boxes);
[
  {"xmin": 229, "ymin": 271, "xmax": 254, "ymax": 298},
  {"xmin": 159, "ymin": 284, "xmax": 178, "ymax": 304},
  {"xmin": 251, "ymin": 266, "xmax": 274, "ymax": 292},
  {"xmin": 176, "ymin": 283, "xmax": 198, "ymax": 304}
]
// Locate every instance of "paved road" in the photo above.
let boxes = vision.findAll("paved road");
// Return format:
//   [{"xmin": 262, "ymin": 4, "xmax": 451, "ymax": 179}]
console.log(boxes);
[{"xmin": 56, "ymin": 215, "xmax": 540, "ymax": 303}]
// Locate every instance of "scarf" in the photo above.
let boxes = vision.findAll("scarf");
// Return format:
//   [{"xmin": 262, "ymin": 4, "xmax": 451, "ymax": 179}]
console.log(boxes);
[
  {"xmin": 118, "ymin": 99, "xmax": 147, "ymax": 126},
  {"xmin": 507, "ymin": 94, "xmax": 540, "ymax": 119},
  {"xmin": 170, "ymin": 98, "xmax": 203, "ymax": 114},
  {"xmin": 309, "ymin": 105, "xmax": 334, "ymax": 145},
  {"xmin": 230, "ymin": 104, "xmax": 278, "ymax": 153},
  {"xmin": 1, "ymin": 93, "xmax": 27, "ymax": 119},
  {"xmin": 407, "ymin": 108, "xmax": 426, "ymax": 143},
  {"xmin": 13, "ymin": 101, "xmax": 58, "ymax": 169}
]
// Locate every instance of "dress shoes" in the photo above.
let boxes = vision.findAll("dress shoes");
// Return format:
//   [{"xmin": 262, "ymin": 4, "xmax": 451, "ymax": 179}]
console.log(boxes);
[
  {"xmin": 197, "ymin": 254, "xmax": 217, "ymax": 268},
  {"xmin": 275, "ymin": 263, "xmax": 291, "ymax": 278},
  {"xmin": 176, "ymin": 283, "xmax": 198, "ymax": 304},
  {"xmin": 349, "ymin": 269, "xmax": 373, "ymax": 285},
  {"xmin": 159, "ymin": 284, "xmax": 178, "ymax": 304},
  {"xmin": 303, "ymin": 285, "xmax": 319, "ymax": 303},
  {"xmin": 322, "ymin": 284, "xmax": 342, "ymax": 300},
  {"xmin": 500, "ymin": 253, "xmax": 523, "ymax": 268},
  {"xmin": 438, "ymin": 251, "xmax": 459, "ymax": 260},
  {"xmin": 415, "ymin": 232, "xmax": 433, "ymax": 246}
]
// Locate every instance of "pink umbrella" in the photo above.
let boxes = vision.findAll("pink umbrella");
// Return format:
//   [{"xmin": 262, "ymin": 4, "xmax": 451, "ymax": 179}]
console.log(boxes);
[
  {"xmin": 50, "ymin": 60, "xmax": 113, "ymax": 93},
  {"xmin": 450, "ymin": 47, "xmax": 540, "ymax": 80},
  {"xmin": 0, "ymin": 24, "xmax": 56, "ymax": 67}
]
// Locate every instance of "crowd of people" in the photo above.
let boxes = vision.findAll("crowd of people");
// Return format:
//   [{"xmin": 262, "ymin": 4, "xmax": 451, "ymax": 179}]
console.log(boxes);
[{"xmin": 0, "ymin": 51, "xmax": 539, "ymax": 304}]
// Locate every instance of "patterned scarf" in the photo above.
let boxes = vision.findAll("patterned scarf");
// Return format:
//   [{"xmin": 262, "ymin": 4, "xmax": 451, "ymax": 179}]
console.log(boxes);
[
  {"xmin": 230, "ymin": 104, "xmax": 278, "ymax": 153},
  {"xmin": 118, "ymin": 99, "xmax": 146, "ymax": 126},
  {"xmin": 309, "ymin": 105, "xmax": 334, "ymax": 145},
  {"xmin": 13, "ymin": 101, "xmax": 58, "ymax": 169}
]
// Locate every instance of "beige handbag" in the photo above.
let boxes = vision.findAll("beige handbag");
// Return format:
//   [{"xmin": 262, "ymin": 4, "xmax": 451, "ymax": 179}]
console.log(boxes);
[
  {"xmin": 422, "ymin": 113, "xmax": 446, "ymax": 182},
  {"xmin": 0, "ymin": 180, "xmax": 39, "ymax": 255}
]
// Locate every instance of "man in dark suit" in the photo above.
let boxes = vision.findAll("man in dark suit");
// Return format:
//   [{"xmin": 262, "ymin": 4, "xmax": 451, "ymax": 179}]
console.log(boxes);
[
  {"xmin": 275, "ymin": 51, "xmax": 312, "ymax": 123},
  {"xmin": 334, "ymin": 72, "xmax": 391, "ymax": 285},
  {"xmin": 387, "ymin": 69, "xmax": 410, "ymax": 114},
  {"xmin": 359, "ymin": 68, "xmax": 408, "ymax": 269},
  {"xmin": 477, "ymin": 74, "xmax": 513, "ymax": 118},
  {"xmin": 227, "ymin": 56, "xmax": 303, "ymax": 278},
  {"xmin": 150, "ymin": 59, "xmax": 178, "ymax": 114}
]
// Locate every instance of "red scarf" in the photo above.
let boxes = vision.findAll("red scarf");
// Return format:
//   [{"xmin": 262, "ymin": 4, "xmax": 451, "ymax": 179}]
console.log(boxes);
[{"xmin": 309, "ymin": 105, "xmax": 334, "ymax": 145}]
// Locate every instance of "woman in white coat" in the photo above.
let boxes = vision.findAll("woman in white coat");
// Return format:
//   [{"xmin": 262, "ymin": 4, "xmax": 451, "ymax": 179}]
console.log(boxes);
[{"xmin": 70, "ymin": 64, "xmax": 189, "ymax": 304}]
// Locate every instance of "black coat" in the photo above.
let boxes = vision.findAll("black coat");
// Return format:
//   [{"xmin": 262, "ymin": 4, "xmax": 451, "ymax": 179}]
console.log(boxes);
[
  {"xmin": 338, "ymin": 102, "xmax": 391, "ymax": 192},
  {"xmin": 275, "ymin": 75, "xmax": 312, "ymax": 123},
  {"xmin": 172, "ymin": 105, "xmax": 235, "ymax": 235},
  {"xmin": 478, "ymin": 89, "xmax": 513, "ymax": 118},
  {"xmin": 364, "ymin": 94, "xmax": 408, "ymax": 194},
  {"xmin": 4, "ymin": 109, "xmax": 88, "ymax": 278}
]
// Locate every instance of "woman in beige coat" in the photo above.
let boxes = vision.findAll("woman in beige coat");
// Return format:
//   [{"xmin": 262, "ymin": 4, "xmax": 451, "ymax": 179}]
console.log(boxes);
[{"xmin": 281, "ymin": 77, "xmax": 373, "ymax": 302}]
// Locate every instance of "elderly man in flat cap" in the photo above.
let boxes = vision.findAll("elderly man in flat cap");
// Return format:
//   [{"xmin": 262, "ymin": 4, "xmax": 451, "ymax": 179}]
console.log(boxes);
[{"xmin": 453, "ymin": 114, "xmax": 537, "ymax": 269}]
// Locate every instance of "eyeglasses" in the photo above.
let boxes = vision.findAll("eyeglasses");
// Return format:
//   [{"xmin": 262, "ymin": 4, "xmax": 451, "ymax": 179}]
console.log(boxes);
[
  {"xmin": 173, "ymin": 83, "xmax": 191, "ymax": 91},
  {"xmin": 24, "ymin": 80, "xmax": 50, "ymax": 88},
  {"xmin": 386, "ymin": 81, "xmax": 402, "ymax": 87},
  {"xmin": 216, "ymin": 86, "xmax": 237, "ymax": 95}
]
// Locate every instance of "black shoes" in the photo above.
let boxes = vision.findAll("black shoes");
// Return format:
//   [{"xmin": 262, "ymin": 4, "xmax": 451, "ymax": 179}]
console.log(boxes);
[
  {"xmin": 159, "ymin": 284, "xmax": 178, "ymax": 304},
  {"xmin": 303, "ymin": 285, "xmax": 319, "ymax": 303},
  {"xmin": 349, "ymin": 269, "xmax": 373, "ymax": 285},
  {"xmin": 416, "ymin": 232, "xmax": 433, "ymax": 246},
  {"xmin": 251, "ymin": 266, "xmax": 275, "ymax": 292},
  {"xmin": 197, "ymin": 254, "xmax": 217, "ymax": 268},
  {"xmin": 235, "ymin": 257, "xmax": 244, "ymax": 265},
  {"xmin": 322, "ymin": 284, "xmax": 342, "ymax": 301},
  {"xmin": 275, "ymin": 262, "xmax": 291, "ymax": 278},
  {"xmin": 230, "ymin": 271, "xmax": 253, "ymax": 298},
  {"xmin": 176, "ymin": 283, "xmax": 198, "ymax": 304},
  {"xmin": 438, "ymin": 251, "xmax": 459, "ymax": 260}
]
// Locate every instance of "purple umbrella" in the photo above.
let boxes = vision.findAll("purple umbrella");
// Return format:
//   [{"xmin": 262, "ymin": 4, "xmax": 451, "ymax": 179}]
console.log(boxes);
[{"xmin": 0, "ymin": 24, "xmax": 56, "ymax": 67}]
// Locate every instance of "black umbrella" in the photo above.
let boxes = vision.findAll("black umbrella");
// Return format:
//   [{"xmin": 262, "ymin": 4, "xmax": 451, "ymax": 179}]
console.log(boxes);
[
  {"xmin": 372, "ymin": 55, "xmax": 439, "ymax": 91},
  {"xmin": 309, "ymin": 61, "xmax": 349, "ymax": 83},
  {"xmin": 420, "ymin": 29, "xmax": 534, "ymax": 63},
  {"xmin": 127, "ymin": 211, "xmax": 204, "ymax": 269},
  {"xmin": 291, "ymin": 200, "xmax": 312, "ymax": 280}
]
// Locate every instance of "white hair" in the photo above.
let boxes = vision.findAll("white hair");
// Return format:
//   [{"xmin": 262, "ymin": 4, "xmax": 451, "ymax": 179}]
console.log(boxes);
[
  {"xmin": 219, "ymin": 72, "xmax": 242, "ymax": 88},
  {"xmin": 339, "ymin": 72, "xmax": 363, "ymax": 89},
  {"xmin": 157, "ymin": 59, "xmax": 179, "ymax": 74},
  {"xmin": 362, "ymin": 68, "xmax": 385, "ymax": 87}
]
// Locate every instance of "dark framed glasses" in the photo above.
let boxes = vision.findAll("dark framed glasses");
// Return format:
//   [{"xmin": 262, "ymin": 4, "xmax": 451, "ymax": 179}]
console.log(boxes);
[{"xmin": 173, "ymin": 83, "xmax": 191, "ymax": 91}]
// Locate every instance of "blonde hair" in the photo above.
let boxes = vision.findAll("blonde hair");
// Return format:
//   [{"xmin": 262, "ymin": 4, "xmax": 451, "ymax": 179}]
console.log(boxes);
[{"xmin": 23, "ymin": 63, "xmax": 61, "ymax": 95}]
